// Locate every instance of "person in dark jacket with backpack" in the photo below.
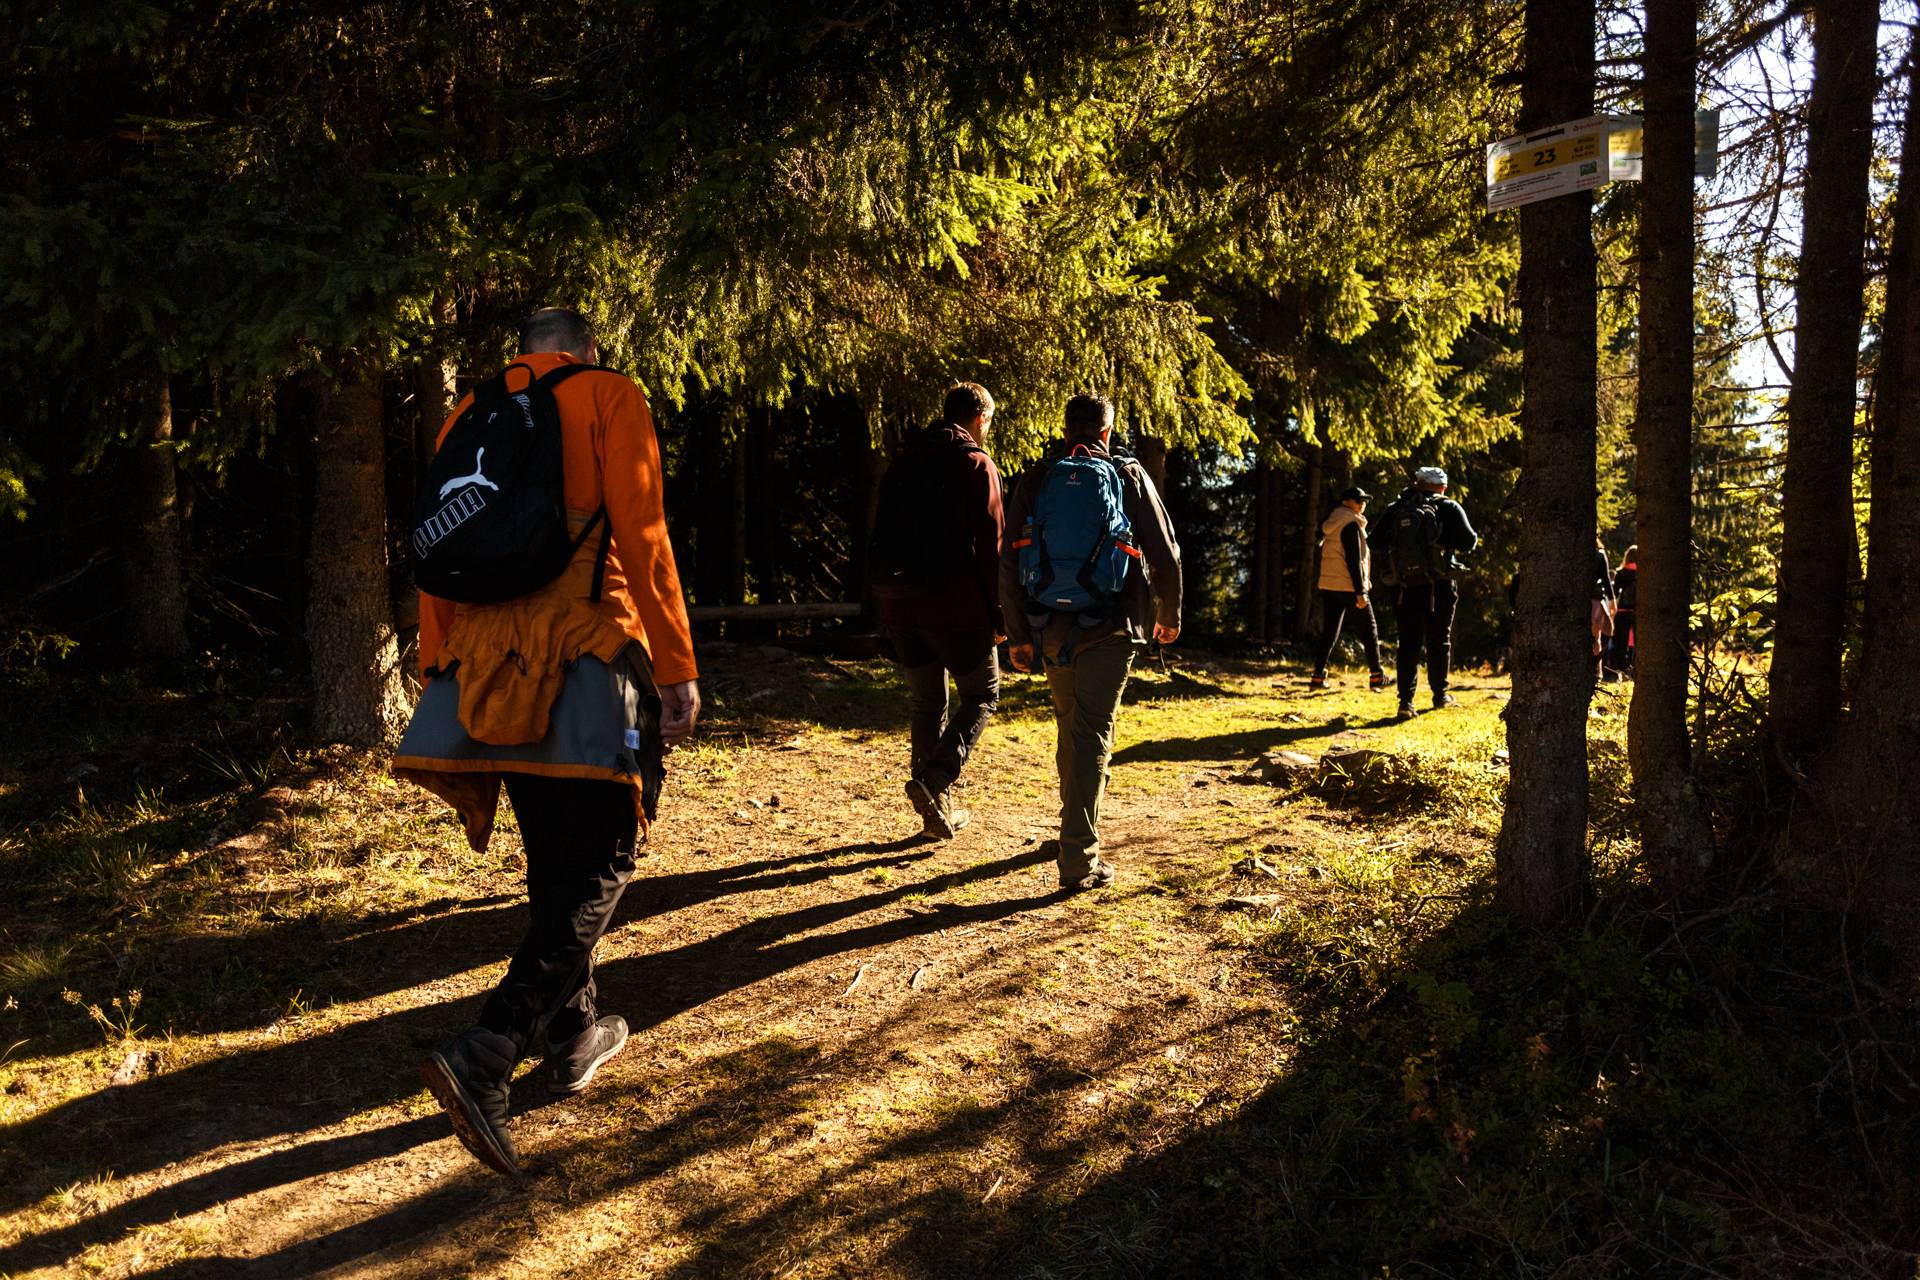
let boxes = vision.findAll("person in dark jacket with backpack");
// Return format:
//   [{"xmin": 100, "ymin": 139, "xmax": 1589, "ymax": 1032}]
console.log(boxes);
[
  {"xmin": 1380, "ymin": 466, "xmax": 1478, "ymax": 719},
  {"xmin": 873, "ymin": 383, "xmax": 1006, "ymax": 838},
  {"xmin": 1310, "ymin": 486, "xmax": 1385, "ymax": 691},
  {"xmin": 1000, "ymin": 394, "xmax": 1182, "ymax": 892}
]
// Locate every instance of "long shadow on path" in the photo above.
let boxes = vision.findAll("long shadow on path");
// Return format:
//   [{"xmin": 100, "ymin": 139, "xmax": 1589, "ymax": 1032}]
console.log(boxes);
[{"xmin": 0, "ymin": 843, "xmax": 1056, "ymax": 1275}]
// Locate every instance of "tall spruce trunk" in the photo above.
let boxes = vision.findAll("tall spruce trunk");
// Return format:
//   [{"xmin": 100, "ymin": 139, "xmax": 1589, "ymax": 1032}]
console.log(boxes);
[
  {"xmin": 307, "ymin": 352, "xmax": 408, "ymax": 746},
  {"xmin": 1826, "ymin": 48, "xmax": 1920, "ymax": 938},
  {"xmin": 1629, "ymin": 0, "xmax": 1715, "ymax": 885},
  {"xmin": 1768, "ymin": 0, "xmax": 1880, "ymax": 763},
  {"xmin": 1294, "ymin": 444, "xmax": 1323, "ymax": 638},
  {"xmin": 1495, "ymin": 0, "xmax": 1598, "ymax": 930},
  {"xmin": 125, "ymin": 373, "xmax": 191, "ymax": 661},
  {"xmin": 1253, "ymin": 457, "xmax": 1274, "ymax": 641},
  {"xmin": 416, "ymin": 294, "xmax": 457, "ymax": 464},
  {"xmin": 1860, "ymin": 48, "xmax": 1918, "ymax": 683}
]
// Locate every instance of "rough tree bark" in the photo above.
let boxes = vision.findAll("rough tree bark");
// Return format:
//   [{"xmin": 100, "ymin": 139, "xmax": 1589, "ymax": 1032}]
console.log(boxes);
[
  {"xmin": 748, "ymin": 405, "xmax": 778, "ymax": 603},
  {"xmin": 416, "ymin": 294, "xmax": 457, "ymax": 464},
  {"xmin": 124, "ymin": 373, "xmax": 191, "ymax": 661},
  {"xmin": 1860, "ymin": 45, "xmax": 1917, "ymax": 680},
  {"xmin": 1252, "ymin": 456, "xmax": 1274, "ymax": 641},
  {"xmin": 307, "ymin": 352, "xmax": 408, "ymax": 746},
  {"xmin": 1768, "ymin": 0, "xmax": 1880, "ymax": 763},
  {"xmin": 1629, "ymin": 0, "xmax": 1715, "ymax": 886},
  {"xmin": 1294, "ymin": 442, "xmax": 1323, "ymax": 638},
  {"xmin": 1825, "ymin": 46, "xmax": 1920, "ymax": 938},
  {"xmin": 1495, "ymin": 0, "xmax": 1598, "ymax": 930}
]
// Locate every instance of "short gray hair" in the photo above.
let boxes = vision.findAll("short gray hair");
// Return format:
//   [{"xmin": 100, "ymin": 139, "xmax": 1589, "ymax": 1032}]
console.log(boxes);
[{"xmin": 520, "ymin": 307, "xmax": 594, "ymax": 356}]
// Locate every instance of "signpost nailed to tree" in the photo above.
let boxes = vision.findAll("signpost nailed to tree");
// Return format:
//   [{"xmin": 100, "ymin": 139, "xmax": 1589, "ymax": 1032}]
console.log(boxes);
[{"xmin": 1486, "ymin": 109, "xmax": 1720, "ymax": 210}]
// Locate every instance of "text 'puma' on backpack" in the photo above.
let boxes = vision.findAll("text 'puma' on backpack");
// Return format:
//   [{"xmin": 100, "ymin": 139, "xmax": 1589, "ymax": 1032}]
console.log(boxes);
[
  {"xmin": 410, "ymin": 362, "xmax": 610, "ymax": 604},
  {"xmin": 1014, "ymin": 447, "xmax": 1140, "ymax": 615},
  {"xmin": 868, "ymin": 429, "xmax": 985, "ymax": 600},
  {"xmin": 1380, "ymin": 491, "xmax": 1444, "ymax": 587}
]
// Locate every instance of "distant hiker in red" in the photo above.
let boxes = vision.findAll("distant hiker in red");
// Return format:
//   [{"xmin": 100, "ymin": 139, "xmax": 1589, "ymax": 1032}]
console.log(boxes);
[
  {"xmin": 870, "ymin": 383, "xmax": 1006, "ymax": 839},
  {"xmin": 1002, "ymin": 394, "xmax": 1182, "ymax": 892},
  {"xmin": 394, "ymin": 307, "xmax": 700, "ymax": 1176},
  {"xmin": 1607, "ymin": 545, "xmax": 1637, "ymax": 679},
  {"xmin": 1589, "ymin": 533, "xmax": 1616, "ymax": 686},
  {"xmin": 1309, "ymin": 486, "xmax": 1386, "ymax": 692}
]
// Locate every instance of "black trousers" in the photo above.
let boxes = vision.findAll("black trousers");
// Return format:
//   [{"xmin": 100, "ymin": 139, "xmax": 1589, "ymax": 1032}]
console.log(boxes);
[
  {"xmin": 477, "ymin": 774, "xmax": 637, "ymax": 1056},
  {"xmin": 1395, "ymin": 579, "xmax": 1460, "ymax": 701},
  {"xmin": 1312, "ymin": 590, "xmax": 1382, "ymax": 676},
  {"xmin": 888, "ymin": 625, "xmax": 1000, "ymax": 793},
  {"xmin": 1608, "ymin": 608, "xmax": 1635, "ymax": 672}
]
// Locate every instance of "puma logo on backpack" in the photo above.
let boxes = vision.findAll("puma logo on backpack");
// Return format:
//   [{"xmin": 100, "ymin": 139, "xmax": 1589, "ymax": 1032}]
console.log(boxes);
[
  {"xmin": 410, "ymin": 362, "xmax": 612, "ymax": 604},
  {"xmin": 437, "ymin": 448, "xmax": 500, "ymax": 500}
]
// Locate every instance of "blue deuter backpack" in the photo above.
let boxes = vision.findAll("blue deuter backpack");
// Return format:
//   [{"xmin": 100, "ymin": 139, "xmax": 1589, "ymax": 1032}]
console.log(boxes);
[{"xmin": 1015, "ymin": 446, "xmax": 1140, "ymax": 616}]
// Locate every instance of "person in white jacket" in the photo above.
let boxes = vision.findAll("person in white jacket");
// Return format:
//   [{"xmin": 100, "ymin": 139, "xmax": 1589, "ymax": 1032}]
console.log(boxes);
[{"xmin": 1309, "ymin": 486, "xmax": 1386, "ymax": 691}]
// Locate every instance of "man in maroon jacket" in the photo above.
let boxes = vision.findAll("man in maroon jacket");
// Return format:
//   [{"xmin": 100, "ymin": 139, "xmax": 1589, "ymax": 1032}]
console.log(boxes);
[{"xmin": 874, "ymin": 383, "xmax": 1006, "ymax": 838}]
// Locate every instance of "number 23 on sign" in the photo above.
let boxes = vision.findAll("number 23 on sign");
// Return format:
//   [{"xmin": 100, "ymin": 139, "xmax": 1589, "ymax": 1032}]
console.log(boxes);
[
  {"xmin": 1490, "ymin": 130, "xmax": 1599, "ymax": 181},
  {"xmin": 1485, "ymin": 115, "xmax": 1610, "ymax": 211}
]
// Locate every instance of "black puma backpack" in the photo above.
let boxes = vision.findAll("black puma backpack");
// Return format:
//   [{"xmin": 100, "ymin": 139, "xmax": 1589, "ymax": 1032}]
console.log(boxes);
[{"xmin": 409, "ymin": 362, "xmax": 610, "ymax": 604}]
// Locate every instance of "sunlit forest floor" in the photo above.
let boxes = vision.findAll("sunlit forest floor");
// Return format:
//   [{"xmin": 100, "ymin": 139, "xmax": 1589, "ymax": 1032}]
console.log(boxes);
[{"xmin": 1, "ymin": 648, "xmax": 1908, "ymax": 1278}]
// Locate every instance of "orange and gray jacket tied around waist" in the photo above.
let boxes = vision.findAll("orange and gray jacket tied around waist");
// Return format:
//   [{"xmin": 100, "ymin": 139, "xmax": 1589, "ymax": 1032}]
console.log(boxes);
[{"xmin": 392, "ymin": 353, "xmax": 696, "ymax": 851}]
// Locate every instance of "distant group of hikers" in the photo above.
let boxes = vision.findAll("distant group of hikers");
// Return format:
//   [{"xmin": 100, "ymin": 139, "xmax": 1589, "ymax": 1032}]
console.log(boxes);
[
  {"xmin": 382, "ymin": 307, "xmax": 1535, "ymax": 1175},
  {"xmin": 1307, "ymin": 468, "xmax": 1479, "ymax": 718}
]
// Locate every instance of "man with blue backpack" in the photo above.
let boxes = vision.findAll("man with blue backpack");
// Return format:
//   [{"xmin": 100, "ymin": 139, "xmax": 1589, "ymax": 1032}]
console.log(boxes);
[
  {"xmin": 1001, "ymin": 394, "xmax": 1182, "ymax": 892},
  {"xmin": 1375, "ymin": 466, "xmax": 1478, "ymax": 719}
]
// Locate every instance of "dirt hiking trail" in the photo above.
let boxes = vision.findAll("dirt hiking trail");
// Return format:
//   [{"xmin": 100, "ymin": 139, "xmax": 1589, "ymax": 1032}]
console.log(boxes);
[{"xmin": 0, "ymin": 646, "xmax": 1518, "ymax": 1278}]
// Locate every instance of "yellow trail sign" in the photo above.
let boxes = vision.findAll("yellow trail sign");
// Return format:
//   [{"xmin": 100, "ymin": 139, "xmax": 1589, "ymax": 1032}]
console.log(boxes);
[{"xmin": 1485, "ymin": 110, "xmax": 1723, "ymax": 212}]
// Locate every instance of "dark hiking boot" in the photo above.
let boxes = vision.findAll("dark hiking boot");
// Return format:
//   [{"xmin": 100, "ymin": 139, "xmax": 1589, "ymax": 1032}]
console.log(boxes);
[
  {"xmin": 1061, "ymin": 857, "xmax": 1117, "ymax": 893},
  {"xmin": 1396, "ymin": 701, "xmax": 1417, "ymax": 721},
  {"xmin": 1432, "ymin": 691, "xmax": 1458, "ymax": 710},
  {"xmin": 933, "ymin": 794, "xmax": 972, "ymax": 838},
  {"xmin": 421, "ymin": 1027, "xmax": 519, "ymax": 1176},
  {"xmin": 547, "ymin": 1015, "xmax": 628, "ymax": 1096},
  {"xmin": 907, "ymin": 778, "xmax": 968, "ymax": 839},
  {"xmin": 1368, "ymin": 670, "xmax": 1388, "ymax": 692}
]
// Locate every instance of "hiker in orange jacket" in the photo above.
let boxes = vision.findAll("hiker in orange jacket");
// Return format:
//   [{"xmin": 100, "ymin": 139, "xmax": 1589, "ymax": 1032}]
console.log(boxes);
[{"xmin": 398, "ymin": 307, "xmax": 699, "ymax": 1176}]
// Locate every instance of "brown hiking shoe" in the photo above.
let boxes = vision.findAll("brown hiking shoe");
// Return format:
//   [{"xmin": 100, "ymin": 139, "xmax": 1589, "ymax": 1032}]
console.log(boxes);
[
  {"xmin": 906, "ymin": 777, "xmax": 968, "ymax": 839},
  {"xmin": 1061, "ymin": 857, "xmax": 1116, "ymax": 892}
]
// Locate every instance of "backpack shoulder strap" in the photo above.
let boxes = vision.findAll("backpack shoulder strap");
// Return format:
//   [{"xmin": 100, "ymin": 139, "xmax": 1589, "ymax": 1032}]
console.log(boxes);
[{"xmin": 532, "ymin": 362, "xmax": 618, "ymax": 390}]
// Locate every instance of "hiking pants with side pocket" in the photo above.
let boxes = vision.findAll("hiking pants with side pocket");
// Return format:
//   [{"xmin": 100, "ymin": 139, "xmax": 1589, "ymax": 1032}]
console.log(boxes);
[
  {"xmin": 1395, "ymin": 579, "xmax": 1460, "ymax": 702},
  {"xmin": 478, "ymin": 774, "xmax": 637, "ymax": 1057},
  {"xmin": 889, "ymin": 625, "xmax": 1001, "ymax": 794},
  {"xmin": 1043, "ymin": 632, "xmax": 1136, "ymax": 879}
]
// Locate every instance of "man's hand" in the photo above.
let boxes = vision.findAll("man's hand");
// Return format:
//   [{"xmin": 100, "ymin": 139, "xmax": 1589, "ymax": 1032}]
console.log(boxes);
[
  {"xmin": 1355, "ymin": 594, "xmax": 1368, "ymax": 610},
  {"xmin": 1153, "ymin": 623, "xmax": 1180, "ymax": 646},
  {"xmin": 1008, "ymin": 643, "xmax": 1035, "ymax": 673},
  {"xmin": 659, "ymin": 679, "xmax": 701, "ymax": 748}
]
